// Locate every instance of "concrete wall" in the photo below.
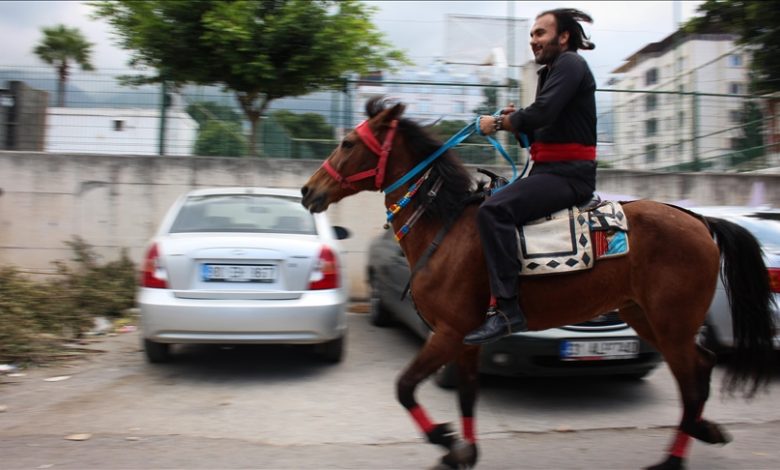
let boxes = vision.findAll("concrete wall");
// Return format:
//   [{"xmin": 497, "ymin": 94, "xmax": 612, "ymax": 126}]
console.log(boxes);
[{"xmin": 2, "ymin": 151, "xmax": 779, "ymax": 299}]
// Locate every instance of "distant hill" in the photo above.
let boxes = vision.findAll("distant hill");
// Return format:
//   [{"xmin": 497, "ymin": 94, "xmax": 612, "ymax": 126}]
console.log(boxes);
[{"xmin": 0, "ymin": 68, "xmax": 95, "ymax": 107}]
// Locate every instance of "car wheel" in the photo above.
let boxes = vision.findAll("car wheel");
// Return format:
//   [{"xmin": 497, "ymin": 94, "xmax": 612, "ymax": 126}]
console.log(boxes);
[
  {"xmin": 434, "ymin": 362, "xmax": 458, "ymax": 389},
  {"xmin": 369, "ymin": 276, "xmax": 394, "ymax": 327},
  {"xmin": 144, "ymin": 338, "xmax": 171, "ymax": 363},
  {"xmin": 315, "ymin": 336, "xmax": 345, "ymax": 363}
]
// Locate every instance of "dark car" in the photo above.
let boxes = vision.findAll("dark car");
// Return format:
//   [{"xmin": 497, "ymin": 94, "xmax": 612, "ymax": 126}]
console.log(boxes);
[
  {"xmin": 366, "ymin": 230, "xmax": 662, "ymax": 387},
  {"xmin": 690, "ymin": 206, "xmax": 780, "ymax": 354}
]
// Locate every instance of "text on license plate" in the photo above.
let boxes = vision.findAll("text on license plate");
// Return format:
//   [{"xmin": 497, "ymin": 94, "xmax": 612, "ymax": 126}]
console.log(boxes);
[
  {"xmin": 560, "ymin": 339, "xmax": 639, "ymax": 361},
  {"xmin": 202, "ymin": 264, "xmax": 276, "ymax": 283}
]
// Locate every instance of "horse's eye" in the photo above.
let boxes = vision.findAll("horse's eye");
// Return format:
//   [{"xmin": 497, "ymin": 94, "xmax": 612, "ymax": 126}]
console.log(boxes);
[{"xmin": 341, "ymin": 139, "xmax": 354, "ymax": 149}]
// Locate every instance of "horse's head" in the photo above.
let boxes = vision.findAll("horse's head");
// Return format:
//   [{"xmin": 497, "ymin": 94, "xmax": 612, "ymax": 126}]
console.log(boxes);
[{"xmin": 301, "ymin": 98, "xmax": 406, "ymax": 213}]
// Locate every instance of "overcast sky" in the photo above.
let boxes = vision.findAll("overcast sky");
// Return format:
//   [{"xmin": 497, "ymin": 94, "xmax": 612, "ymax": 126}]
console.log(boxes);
[{"xmin": 0, "ymin": 0, "xmax": 705, "ymax": 87}]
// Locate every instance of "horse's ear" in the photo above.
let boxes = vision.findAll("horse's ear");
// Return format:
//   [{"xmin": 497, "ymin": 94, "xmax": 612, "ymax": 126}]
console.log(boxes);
[{"xmin": 387, "ymin": 102, "xmax": 405, "ymax": 122}]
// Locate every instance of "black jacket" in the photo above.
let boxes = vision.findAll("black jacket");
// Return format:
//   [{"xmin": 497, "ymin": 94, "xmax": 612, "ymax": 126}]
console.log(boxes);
[
  {"xmin": 508, "ymin": 50, "xmax": 597, "ymax": 146},
  {"xmin": 508, "ymin": 50, "xmax": 597, "ymax": 190}
]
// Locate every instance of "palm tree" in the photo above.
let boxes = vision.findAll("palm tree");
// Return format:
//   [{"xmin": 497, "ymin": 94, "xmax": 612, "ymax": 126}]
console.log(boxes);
[{"xmin": 33, "ymin": 25, "xmax": 95, "ymax": 107}]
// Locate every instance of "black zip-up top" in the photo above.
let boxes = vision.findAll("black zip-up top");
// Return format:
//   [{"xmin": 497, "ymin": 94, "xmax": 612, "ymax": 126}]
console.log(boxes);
[
  {"xmin": 506, "ymin": 50, "xmax": 597, "ymax": 187},
  {"xmin": 508, "ymin": 50, "xmax": 597, "ymax": 146}
]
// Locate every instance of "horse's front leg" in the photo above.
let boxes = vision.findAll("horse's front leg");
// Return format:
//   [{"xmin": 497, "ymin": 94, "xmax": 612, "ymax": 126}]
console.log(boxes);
[
  {"xmin": 443, "ymin": 345, "xmax": 481, "ymax": 469},
  {"xmin": 397, "ymin": 329, "xmax": 480, "ymax": 469}
]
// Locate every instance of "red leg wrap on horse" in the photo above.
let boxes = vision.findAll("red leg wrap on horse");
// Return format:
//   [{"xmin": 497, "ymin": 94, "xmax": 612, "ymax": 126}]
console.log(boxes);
[
  {"xmin": 409, "ymin": 405, "xmax": 435, "ymax": 433},
  {"xmin": 462, "ymin": 417, "xmax": 476, "ymax": 443},
  {"xmin": 669, "ymin": 430, "xmax": 692, "ymax": 458}
]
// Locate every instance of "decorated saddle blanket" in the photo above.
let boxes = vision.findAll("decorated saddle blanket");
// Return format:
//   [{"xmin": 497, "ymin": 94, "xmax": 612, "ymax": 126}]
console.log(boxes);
[{"xmin": 516, "ymin": 201, "xmax": 629, "ymax": 276}]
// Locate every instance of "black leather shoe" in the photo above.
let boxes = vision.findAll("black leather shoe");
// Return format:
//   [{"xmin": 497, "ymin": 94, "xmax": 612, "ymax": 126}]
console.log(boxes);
[{"xmin": 463, "ymin": 298, "xmax": 528, "ymax": 345}]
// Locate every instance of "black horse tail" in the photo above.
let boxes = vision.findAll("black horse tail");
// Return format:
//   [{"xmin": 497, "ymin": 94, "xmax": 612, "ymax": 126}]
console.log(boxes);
[{"xmin": 706, "ymin": 216, "xmax": 777, "ymax": 397}]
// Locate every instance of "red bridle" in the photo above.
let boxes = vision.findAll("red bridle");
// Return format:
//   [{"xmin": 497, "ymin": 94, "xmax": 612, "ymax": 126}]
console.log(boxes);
[{"xmin": 321, "ymin": 119, "xmax": 398, "ymax": 190}]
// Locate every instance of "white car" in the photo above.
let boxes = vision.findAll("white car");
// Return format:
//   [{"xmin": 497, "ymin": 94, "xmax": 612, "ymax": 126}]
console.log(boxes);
[
  {"xmin": 138, "ymin": 187, "xmax": 350, "ymax": 363},
  {"xmin": 691, "ymin": 206, "xmax": 780, "ymax": 353}
]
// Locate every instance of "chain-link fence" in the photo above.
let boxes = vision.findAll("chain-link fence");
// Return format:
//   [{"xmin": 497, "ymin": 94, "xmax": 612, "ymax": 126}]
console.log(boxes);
[{"xmin": 2, "ymin": 64, "xmax": 778, "ymax": 172}]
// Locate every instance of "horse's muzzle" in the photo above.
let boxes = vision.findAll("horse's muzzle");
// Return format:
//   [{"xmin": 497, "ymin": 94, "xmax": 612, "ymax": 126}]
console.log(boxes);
[{"xmin": 300, "ymin": 185, "xmax": 328, "ymax": 213}]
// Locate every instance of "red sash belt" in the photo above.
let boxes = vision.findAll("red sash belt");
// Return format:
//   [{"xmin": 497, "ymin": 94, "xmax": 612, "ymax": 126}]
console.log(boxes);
[{"xmin": 530, "ymin": 142, "xmax": 597, "ymax": 162}]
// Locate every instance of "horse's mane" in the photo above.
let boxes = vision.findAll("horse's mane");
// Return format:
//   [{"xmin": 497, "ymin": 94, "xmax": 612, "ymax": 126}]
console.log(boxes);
[{"xmin": 365, "ymin": 97, "xmax": 478, "ymax": 222}]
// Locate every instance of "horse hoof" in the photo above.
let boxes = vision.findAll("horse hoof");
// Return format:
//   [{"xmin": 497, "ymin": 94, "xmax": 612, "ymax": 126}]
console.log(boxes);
[
  {"xmin": 439, "ymin": 439, "xmax": 478, "ymax": 469},
  {"xmin": 703, "ymin": 421, "xmax": 732, "ymax": 445},
  {"xmin": 428, "ymin": 422, "xmax": 457, "ymax": 450},
  {"xmin": 684, "ymin": 420, "xmax": 732, "ymax": 444},
  {"xmin": 644, "ymin": 455, "xmax": 685, "ymax": 470}
]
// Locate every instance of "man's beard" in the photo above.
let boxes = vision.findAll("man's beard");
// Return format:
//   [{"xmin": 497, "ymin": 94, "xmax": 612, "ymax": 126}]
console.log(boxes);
[{"xmin": 535, "ymin": 36, "xmax": 562, "ymax": 65}]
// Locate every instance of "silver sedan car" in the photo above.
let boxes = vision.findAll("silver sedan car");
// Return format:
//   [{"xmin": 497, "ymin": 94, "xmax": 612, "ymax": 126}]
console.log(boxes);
[
  {"xmin": 691, "ymin": 206, "xmax": 780, "ymax": 354},
  {"xmin": 138, "ymin": 187, "xmax": 350, "ymax": 363}
]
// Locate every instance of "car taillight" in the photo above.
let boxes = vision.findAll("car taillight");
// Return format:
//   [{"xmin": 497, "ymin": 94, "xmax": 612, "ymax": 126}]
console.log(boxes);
[
  {"xmin": 769, "ymin": 268, "xmax": 780, "ymax": 293},
  {"xmin": 308, "ymin": 245, "xmax": 339, "ymax": 290},
  {"xmin": 141, "ymin": 243, "xmax": 168, "ymax": 288}
]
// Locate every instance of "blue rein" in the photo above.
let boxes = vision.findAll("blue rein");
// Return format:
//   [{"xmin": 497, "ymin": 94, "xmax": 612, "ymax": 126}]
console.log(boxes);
[{"xmin": 382, "ymin": 112, "xmax": 530, "ymax": 196}]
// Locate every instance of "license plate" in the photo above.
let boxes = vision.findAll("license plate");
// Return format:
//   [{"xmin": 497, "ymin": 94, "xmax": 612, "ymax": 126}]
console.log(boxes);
[
  {"xmin": 560, "ymin": 339, "xmax": 639, "ymax": 361},
  {"xmin": 202, "ymin": 264, "xmax": 276, "ymax": 283}
]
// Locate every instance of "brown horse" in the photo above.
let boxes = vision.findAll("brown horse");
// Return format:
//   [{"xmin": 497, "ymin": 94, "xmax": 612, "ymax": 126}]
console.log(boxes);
[{"xmin": 301, "ymin": 97, "xmax": 776, "ymax": 469}]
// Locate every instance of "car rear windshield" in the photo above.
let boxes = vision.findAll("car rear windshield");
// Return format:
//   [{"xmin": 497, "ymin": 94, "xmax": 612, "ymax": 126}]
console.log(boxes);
[
  {"xmin": 738, "ymin": 215, "xmax": 780, "ymax": 250},
  {"xmin": 169, "ymin": 194, "xmax": 317, "ymax": 234}
]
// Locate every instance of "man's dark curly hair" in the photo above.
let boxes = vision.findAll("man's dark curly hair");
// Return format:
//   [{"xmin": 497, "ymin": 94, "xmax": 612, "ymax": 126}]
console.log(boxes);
[{"xmin": 538, "ymin": 8, "xmax": 595, "ymax": 51}]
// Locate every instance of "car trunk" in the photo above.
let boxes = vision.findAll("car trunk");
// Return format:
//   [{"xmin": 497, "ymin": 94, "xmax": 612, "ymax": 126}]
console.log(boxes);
[{"xmin": 158, "ymin": 233, "xmax": 322, "ymax": 299}]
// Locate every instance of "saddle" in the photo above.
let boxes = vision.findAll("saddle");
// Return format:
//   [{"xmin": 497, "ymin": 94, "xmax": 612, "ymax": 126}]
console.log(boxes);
[
  {"xmin": 516, "ymin": 198, "xmax": 629, "ymax": 276},
  {"xmin": 477, "ymin": 168, "xmax": 629, "ymax": 277}
]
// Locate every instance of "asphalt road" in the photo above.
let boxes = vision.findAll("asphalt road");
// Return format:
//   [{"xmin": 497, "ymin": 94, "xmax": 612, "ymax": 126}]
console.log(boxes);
[{"xmin": 1, "ymin": 308, "xmax": 778, "ymax": 469}]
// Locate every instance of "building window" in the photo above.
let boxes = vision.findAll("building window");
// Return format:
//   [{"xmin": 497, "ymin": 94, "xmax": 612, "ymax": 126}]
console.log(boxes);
[
  {"xmin": 113, "ymin": 120, "xmax": 124, "ymax": 131},
  {"xmin": 645, "ymin": 144, "xmax": 657, "ymax": 164},
  {"xmin": 729, "ymin": 110, "xmax": 742, "ymax": 124},
  {"xmin": 729, "ymin": 82, "xmax": 744, "ymax": 95},
  {"xmin": 645, "ymin": 118, "xmax": 657, "ymax": 136},
  {"xmin": 645, "ymin": 94, "xmax": 657, "ymax": 111},
  {"xmin": 728, "ymin": 54, "xmax": 743, "ymax": 67},
  {"xmin": 678, "ymin": 111, "xmax": 685, "ymax": 128},
  {"xmin": 645, "ymin": 68, "xmax": 659, "ymax": 86}
]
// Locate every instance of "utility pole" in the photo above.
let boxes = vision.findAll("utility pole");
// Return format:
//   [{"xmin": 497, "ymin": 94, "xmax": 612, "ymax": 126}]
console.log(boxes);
[
  {"xmin": 158, "ymin": 79, "xmax": 168, "ymax": 156},
  {"xmin": 673, "ymin": 0, "xmax": 682, "ymax": 168}
]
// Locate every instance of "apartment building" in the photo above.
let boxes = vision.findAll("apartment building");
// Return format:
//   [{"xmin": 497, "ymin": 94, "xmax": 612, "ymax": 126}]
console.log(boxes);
[{"xmin": 609, "ymin": 31, "xmax": 751, "ymax": 171}]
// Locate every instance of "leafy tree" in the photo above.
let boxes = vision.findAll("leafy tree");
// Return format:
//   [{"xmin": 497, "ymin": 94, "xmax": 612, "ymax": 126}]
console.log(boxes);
[
  {"xmin": 186, "ymin": 101, "xmax": 243, "ymax": 127},
  {"xmin": 430, "ymin": 120, "xmax": 481, "ymax": 144},
  {"xmin": 194, "ymin": 121, "xmax": 247, "ymax": 157},
  {"xmin": 730, "ymin": 100, "xmax": 765, "ymax": 167},
  {"xmin": 92, "ymin": 0, "xmax": 407, "ymax": 156},
  {"xmin": 33, "ymin": 24, "xmax": 95, "ymax": 107},
  {"xmin": 272, "ymin": 110, "xmax": 333, "ymax": 140},
  {"xmin": 187, "ymin": 101, "xmax": 246, "ymax": 156},
  {"xmin": 472, "ymin": 87, "xmax": 500, "ymax": 116},
  {"xmin": 685, "ymin": 1, "xmax": 780, "ymax": 94}
]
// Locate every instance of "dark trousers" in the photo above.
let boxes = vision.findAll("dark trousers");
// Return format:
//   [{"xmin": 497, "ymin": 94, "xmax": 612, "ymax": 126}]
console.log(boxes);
[{"xmin": 477, "ymin": 171, "xmax": 593, "ymax": 299}]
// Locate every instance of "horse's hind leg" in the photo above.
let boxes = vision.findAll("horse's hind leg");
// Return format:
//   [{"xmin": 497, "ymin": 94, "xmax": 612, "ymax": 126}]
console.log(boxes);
[
  {"xmin": 397, "ymin": 330, "xmax": 479, "ymax": 468},
  {"xmin": 621, "ymin": 304, "xmax": 729, "ymax": 470},
  {"xmin": 647, "ymin": 335, "xmax": 730, "ymax": 470}
]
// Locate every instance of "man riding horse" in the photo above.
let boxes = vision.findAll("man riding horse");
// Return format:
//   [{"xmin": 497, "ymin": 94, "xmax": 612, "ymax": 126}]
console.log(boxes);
[{"xmin": 465, "ymin": 8, "xmax": 599, "ymax": 344}]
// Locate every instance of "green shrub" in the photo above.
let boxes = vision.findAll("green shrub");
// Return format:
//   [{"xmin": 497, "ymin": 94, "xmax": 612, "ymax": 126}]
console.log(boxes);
[{"xmin": 0, "ymin": 237, "xmax": 137, "ymax": 365}]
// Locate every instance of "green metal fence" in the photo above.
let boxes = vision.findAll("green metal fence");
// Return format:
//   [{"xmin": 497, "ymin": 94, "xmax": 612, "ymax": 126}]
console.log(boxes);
[{"xmin": 2, "ymin": 64, "xmax": 777, "ymax": 172}]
